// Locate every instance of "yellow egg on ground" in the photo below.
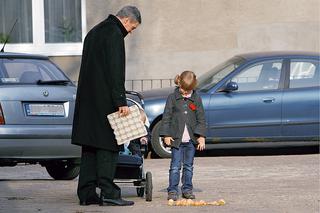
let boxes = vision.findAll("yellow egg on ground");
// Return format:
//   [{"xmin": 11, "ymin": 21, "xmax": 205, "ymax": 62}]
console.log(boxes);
[
  {"xmin": 217, "ymin": 199, "xmax": 226, "ymax": 205},
  {"xmin": 186, "ymin": 199, "xmax": 194, "ymax": 205},
  {"xmin": 168, "ymin": 199, "xmax": 174, "ymax": 206},
  {"xmin": 199, "ymin": 200, "xmax": 206, "ymax": 205},
  {"xmin": 175, "ymin": 200, "xmax": 182, "ymax": 206}
]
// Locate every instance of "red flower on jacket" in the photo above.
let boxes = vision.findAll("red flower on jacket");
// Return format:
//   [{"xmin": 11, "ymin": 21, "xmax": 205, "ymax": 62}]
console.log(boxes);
[{"xmin": 189, "ymin": 103, "xmax": 197, "ymax": 111}]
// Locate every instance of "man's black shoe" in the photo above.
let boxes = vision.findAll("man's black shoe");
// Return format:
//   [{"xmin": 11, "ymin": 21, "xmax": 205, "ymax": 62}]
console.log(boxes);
[
  {"xmin": 100, "ymin": 198, "xmax": 134, "ymax": 206},
  {"xmin": 79, "ymin": 197, "xmax": 100, "ymax": 206}
]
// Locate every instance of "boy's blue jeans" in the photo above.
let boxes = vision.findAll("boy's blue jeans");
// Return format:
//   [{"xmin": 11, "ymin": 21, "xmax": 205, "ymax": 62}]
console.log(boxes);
[{"xmin": 167, "ymin": 141, "xmax": 195, "ymax": 194}]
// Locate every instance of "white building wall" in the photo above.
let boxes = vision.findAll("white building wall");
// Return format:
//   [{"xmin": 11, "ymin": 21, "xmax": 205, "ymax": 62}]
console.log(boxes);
[{"xmin": 53, "ymin": 0, "xmax": 320, "ymax": 85}]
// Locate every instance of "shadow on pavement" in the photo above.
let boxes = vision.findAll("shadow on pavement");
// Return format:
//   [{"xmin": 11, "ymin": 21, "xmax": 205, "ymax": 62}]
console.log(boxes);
[
  {"xmin": 196, "ymin": 146, "xmax": 319, "ymax": 157},
  {"xmin": 0, "ymin": 179, "xmax": 55, "ymax": 181}
]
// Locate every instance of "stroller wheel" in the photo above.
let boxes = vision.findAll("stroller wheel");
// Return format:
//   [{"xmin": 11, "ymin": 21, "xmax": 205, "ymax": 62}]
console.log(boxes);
[
  {"xmin": 145, "ymin": 171, "xmax": 153, "ymax": 202},
  {"xmin": 137, "ymin": 187, "xmax": 144, "ymax": 197}
]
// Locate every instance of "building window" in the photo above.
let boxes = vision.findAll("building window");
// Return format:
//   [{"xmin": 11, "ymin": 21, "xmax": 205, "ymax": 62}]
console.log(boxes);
[
  {"xmin": 0, "ymin": 0, "xmax": 86, "ymax": 56},
  {"xmin": 44, "ymin": 0, "xmax": 82, "ymax": 43},
  {"xmin": 0, "ymin": 0, "xmax": 33, "ymax": 43}
]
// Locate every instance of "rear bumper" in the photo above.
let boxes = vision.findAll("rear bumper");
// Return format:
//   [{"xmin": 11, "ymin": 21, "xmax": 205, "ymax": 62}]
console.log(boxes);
[
  {"xmin": 0, "ymin": 125, "xmax": 71, "ymax": 139},
  {"xmin": 0, "ymin": 125, "xmax": 80, "ymax": 159}
]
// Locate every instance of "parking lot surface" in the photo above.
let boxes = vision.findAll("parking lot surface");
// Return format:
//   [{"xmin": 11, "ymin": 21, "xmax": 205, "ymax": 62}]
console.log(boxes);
[{"xmin": 0, "ymin": 153, "xmax": 319, "ymax": 213}]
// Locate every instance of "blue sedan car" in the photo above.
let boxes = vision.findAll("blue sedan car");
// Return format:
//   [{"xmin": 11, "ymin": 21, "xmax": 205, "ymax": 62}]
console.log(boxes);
[{"xmin": 140, "ymin": 51, "xmax": 320, "ymax": 158}]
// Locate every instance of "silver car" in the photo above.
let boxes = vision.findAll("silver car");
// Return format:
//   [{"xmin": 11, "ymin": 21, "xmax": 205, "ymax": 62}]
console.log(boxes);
[{"xmin": 0, "ymin": 52, "xmax": 80, "ymax": 180}]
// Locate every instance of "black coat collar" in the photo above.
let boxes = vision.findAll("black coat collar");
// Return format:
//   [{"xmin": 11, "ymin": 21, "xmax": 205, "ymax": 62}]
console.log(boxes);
[
  {"xmin": 174, "ymin": 87, "xmax": 195, "ymax": 102},
  {"xmin": 107, "ymin": 14, "xmax": 128, "ymax": 37}
]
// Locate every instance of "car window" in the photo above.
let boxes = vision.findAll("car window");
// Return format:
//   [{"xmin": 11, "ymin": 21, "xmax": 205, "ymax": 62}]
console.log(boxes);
[
  {"xmin": 289, "ymin": 59, "xmax": 319, "ymax": 88},
  {"xmin": 197, "ymin": 56, "xmax": 245, "ymax": 91},
  {"xmin": 0, "ymin": 58, "xmax": 69, "ymax": 84},
  {"xmin": 231, "ymin": 60, "xmax": 282, "ymax": 92}
]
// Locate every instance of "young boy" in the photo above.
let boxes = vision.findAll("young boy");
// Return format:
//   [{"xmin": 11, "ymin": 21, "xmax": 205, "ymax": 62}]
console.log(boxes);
[{"xmin": 159, "ymin": 71, "xmax": 206, "ymax": 201}]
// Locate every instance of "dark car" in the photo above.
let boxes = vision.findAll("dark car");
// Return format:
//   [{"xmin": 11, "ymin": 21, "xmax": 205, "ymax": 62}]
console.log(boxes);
[
  {"xmin": 140, "ymin": 51, "xmax": 320, "ymax": 158},
  {"xmin": 0, "ymin": 52, "xmax": 81, "ymax": 179}
]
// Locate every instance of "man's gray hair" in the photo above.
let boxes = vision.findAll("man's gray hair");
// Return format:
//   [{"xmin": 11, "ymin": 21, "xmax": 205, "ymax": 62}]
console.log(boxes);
[{"xmin": 116, "ymin": 6, "xmax": 141, "ymax": 24}]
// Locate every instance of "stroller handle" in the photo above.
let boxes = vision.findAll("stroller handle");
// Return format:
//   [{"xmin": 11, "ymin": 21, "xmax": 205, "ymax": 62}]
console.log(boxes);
[{"xmin": 126, "ymin": 91, "xmax": 145, "ymax": 108}]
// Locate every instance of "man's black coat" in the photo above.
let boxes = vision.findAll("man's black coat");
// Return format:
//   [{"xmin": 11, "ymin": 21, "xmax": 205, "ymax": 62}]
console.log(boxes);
[{"xmin": 71, "ymin": 15, "xmax": 128, "ymax": 151}]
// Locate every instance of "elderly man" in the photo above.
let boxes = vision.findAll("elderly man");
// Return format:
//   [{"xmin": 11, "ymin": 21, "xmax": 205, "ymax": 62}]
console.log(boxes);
[{"xmin": 71, "ymin": 6, "xmax": 141, "ymax": 206}]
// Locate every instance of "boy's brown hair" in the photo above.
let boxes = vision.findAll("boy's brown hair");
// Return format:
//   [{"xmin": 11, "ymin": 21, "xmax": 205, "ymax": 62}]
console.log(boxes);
[{"xmin": 174, "ymin": 71, "xmax": 197, "ymax": 91}]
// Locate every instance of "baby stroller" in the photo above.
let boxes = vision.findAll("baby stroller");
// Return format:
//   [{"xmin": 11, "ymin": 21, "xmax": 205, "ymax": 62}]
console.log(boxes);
[{"xmin": 114, "ymin": 91, "xmax": 153, "ymax": 202}]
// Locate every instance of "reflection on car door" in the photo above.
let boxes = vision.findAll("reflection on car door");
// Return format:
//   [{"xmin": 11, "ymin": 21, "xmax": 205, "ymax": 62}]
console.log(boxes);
[
  {"xmin": 282, "ymin": 58, "xmax": 320, "ymax": 140},
  {"xmin": 208, "ymin": 60, "xmax": 284, "ymax": 142}
]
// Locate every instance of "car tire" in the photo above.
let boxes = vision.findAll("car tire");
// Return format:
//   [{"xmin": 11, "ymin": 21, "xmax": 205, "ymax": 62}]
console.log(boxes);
[
  {"xmin": 151, "ymin": 121, "xmax": 171, "ymax": 158},
  {"xmin": 45, "ymin": 161, "xmax": 80, "ymax": 180}
]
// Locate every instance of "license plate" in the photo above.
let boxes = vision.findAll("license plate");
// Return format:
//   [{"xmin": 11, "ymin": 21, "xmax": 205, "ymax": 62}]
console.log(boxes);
[{"xmin": 25, "ymin": 103, "xmax": 65, "ymax": 117}]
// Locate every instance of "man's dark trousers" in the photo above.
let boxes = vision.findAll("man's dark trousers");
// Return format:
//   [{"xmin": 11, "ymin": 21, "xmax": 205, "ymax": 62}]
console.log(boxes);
[{"xmin": 77, "ymin": 146, "xmax": 121, "ymax": 201}]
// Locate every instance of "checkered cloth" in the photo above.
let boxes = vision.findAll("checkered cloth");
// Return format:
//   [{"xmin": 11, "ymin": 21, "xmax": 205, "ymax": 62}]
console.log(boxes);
[{"xmin": 107, "ymin": 105, "xmax": 148, "ymax": 145}]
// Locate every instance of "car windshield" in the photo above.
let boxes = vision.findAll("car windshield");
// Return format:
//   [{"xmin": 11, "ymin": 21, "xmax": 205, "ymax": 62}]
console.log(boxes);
[
  {"xmin": 0, "ymin": 58, "xmax": 70, "ymax": 85},
  {"xmin": 197, "ymin": 56, "xmax": 245, "ymax": 92}
]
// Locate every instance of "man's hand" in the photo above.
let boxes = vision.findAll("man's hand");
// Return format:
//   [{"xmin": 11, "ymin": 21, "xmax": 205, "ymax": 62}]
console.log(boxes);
[
  {"xmin": 118, "ymin": 106, "xmax": 130, "ymax": 117},
  {"xmin": 164, "ymin": 137, "xmax": 174, "ymax": 146},
  {"xmin": 197, "ymin": 136, "xmax": 205, "ymax": 151}
]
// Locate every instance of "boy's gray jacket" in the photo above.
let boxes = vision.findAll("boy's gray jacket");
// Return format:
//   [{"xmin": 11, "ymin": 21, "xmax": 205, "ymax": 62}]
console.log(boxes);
[{"xmin": 159, "ymin": 87, "xmax": 206, "ymax": 148}]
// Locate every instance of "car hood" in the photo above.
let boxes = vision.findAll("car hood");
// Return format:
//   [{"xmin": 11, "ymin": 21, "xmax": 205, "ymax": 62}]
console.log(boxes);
[
  {"xmin": 140, "ymin": 87, "xmax": 175, "ymax": 101},
  {"xmin": 140, "ymin": 87, "xmax": 207, "ymax": 123},
  {"xmin": 140, "ymin": 87, "xmax": 206, "ymax": 100}
]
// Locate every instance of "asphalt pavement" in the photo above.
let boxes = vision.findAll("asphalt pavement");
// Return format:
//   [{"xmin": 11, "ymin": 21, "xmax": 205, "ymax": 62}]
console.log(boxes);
[{"xmin": 0, "ymin": 151, "xmax": 319, "ymax": 213}]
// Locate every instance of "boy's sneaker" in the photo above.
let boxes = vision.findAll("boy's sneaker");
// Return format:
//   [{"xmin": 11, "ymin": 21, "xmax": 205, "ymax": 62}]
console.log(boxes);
[
  {"xmin": 167, "ymin": 192, "xmax": 178, "ymax": 201},
  {"xmin": 182, "ymin": 192, "xmax": 195, "ymax": 199}
]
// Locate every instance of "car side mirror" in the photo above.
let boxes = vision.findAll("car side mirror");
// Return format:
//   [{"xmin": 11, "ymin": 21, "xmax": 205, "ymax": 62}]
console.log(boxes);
[{"xmin": 219, "ymin": 81, "xmax": 238, "ymax": 92}]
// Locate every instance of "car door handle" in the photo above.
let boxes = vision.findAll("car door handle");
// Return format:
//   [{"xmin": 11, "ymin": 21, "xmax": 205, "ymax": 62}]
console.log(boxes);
[{"xmin": 262, "ymin": 97, "xmax": 275, "ymax": 103}]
